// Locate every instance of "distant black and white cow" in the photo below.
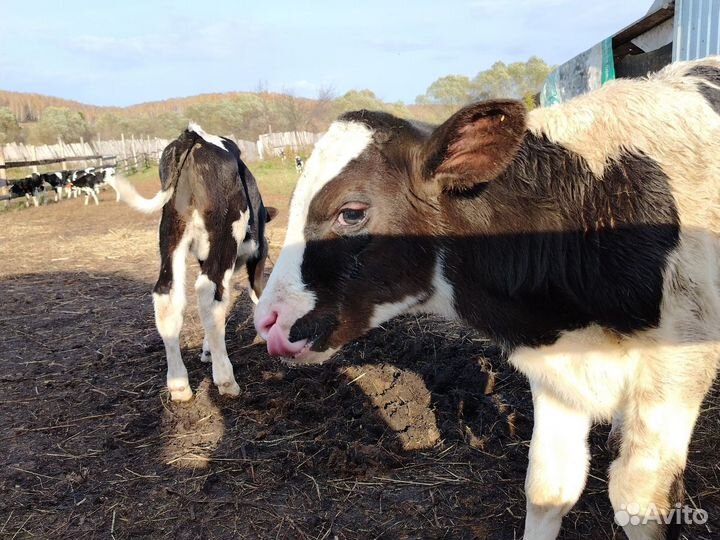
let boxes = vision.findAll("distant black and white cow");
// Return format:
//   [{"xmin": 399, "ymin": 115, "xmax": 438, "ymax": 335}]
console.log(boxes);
[
  {"xmin": 41, "ymin": 172, "xmax": 65, "ymax": 202},
  {"xmin": 68, "ymin": 167, "xmax": 116, "ymax": 205},
  {"xmin": 254, "ymin": 58, "xmax": 720, "ymax": 540},
  {"xmin": 40, "ymin": 171, "xmax": 72, "ymax": 202},
  {"xmin": 10, "ymin": 174, "xmax": 45, "ymax": 207},
  {"xmin": 108, "ymin": 124, "xmax": 277, "ymax": 401},
  {"xmin": 97, "ymin": 167, "xmax": 120, "ymax": 201}
]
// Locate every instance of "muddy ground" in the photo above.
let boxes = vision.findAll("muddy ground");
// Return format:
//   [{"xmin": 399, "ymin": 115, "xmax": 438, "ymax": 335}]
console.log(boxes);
[{"xmin": 0, "ymin": 175, "xmax": 718, "ymax": 539}]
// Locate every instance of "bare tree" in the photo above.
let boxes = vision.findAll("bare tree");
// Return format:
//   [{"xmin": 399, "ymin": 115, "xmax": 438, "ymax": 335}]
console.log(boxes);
[
  {"xmin": 278, "ymin": 88, "xmax": 305, "ymax": 132},
  {"xmin": 309, "ymin": 85, "xmax": 336, "ymax": 130}
]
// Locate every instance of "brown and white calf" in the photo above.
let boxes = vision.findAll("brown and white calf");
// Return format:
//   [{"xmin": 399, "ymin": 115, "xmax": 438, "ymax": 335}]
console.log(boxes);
[
  {"xmin": 109, "ymin": 124, "xmax": 276, "ymax": 401},
  {"xmin": 255, "ymin": 58, "xmax": 720, "ymax": 540}
]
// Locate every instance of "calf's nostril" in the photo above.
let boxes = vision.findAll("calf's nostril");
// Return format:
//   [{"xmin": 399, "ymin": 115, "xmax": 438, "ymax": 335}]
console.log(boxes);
[{"xmin": 257, "ymin": 311, "xmax": 279, "ymax": 335}]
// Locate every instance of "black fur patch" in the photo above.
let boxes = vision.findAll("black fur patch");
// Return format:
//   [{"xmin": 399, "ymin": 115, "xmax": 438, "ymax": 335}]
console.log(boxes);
[
  {"xmin": 665, "ymin": 471, "xmax": 685, "ymax": 540},
  {"xmin": 154, "ymin": 204, "xmax": 186, "ymax": 296},
  {"xmin": 687, "ymin": 65, "xmax": 720, "ymax": 115},
  {"xmin": 339, "ymin": 109, "xmax": 435, "ymax": 142},
  {"xmin": 444, "ymin": 135, "xmax": 679, "ymax": 348}
]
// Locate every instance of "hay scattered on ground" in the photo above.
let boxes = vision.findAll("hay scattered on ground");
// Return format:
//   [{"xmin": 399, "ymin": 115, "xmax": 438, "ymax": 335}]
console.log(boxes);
[{"xmin": 0, "ymin": 183, "xmax": 718, "ymax": 539}]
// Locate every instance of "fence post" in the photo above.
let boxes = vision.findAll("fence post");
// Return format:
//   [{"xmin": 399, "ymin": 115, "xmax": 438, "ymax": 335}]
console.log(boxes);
[
  {"xmin": 121, "ymin": 133, "xmax": 127, "ymax": 160},
  {"xmin": 58, "ymin": 137, "xmax": 67, "ymax": 170},
  {"xmin": 0, "ymin": 146, "xmax": 6, "ymax": 209},
  {"xmin": 95, "ymin": 137, "xmax": 102, "ymax": 167},
  {"xmin": 0, "ymin": 145, "xmax": 6, "ymax": 181},
  {"xmin": 78, "ymin": 137, "xmax": 87, "ymax": 168},
  {"xmin": 131, "ymin": 134, "xmax": 138, "ymax": 170},
  {"xmin": 31, "ymin": 145, "xmax": 39, "ymax": 174}
]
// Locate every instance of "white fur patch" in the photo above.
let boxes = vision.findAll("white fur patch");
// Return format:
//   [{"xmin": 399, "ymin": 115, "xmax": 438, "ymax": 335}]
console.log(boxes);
[
  {"xmin": 510, "ymin": 326, "xmax": 636, "ymax": 418},
  {"xmin": 188, "ymin": 210, "xmax": 210, "ymax": 261},
  {"xmin": 237, "ymin": 239, "xmax": 258, "ymax": 261},
  {"xmin": 257, "ymin": 121, "xmax": 373, "ymax": 333},
  {"xmin": 370, "ymin": 255, "xmax": 459, "ymax": 327},
  {"xmin": 231, "ymin": 212, "xmax": 256, "ymax": 261},
  {"xmin": 188, "ymin": 122, "xmax": 228, "ymax": 152},
  {"xmin": 527, "ymin": 57, "xmax": 720, "ymax": 232},
  {"xmin": 370, "ymin": 296, "xmax": 424, "ymax": 329},
  {"xmin": 283, "ymin": 121, "xmax": 374, "ymax": 247},
  {"xmin": 412, "ymin": 252, "xmax": 457, "ymax": 320}
]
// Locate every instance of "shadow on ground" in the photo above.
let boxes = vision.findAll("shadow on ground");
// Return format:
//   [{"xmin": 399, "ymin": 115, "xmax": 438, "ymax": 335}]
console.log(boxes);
[{"xmin": 0, "ymin": 271, "xmax": 718, "ymax": 539}]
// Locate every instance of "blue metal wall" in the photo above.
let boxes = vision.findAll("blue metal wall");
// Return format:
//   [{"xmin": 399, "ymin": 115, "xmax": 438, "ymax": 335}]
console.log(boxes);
[{"xmin": 673, "ymin": 0, "xmax": 720, "ymax": 60}]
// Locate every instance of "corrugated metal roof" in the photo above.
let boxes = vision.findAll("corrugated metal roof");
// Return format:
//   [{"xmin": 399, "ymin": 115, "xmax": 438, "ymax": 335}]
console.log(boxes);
[{"xmin": 673, "ymin": 0, "xmax": 720, "ymax": 60}]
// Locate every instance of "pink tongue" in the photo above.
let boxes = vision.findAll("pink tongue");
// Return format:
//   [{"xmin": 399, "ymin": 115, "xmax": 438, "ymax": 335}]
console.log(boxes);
[{"xmin": 266, "ymin": 324, "xmax": 308, "ymax": 357}]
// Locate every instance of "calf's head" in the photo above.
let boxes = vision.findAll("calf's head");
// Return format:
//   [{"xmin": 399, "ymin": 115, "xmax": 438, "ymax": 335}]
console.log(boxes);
[{"xmin": 254, "ymin": 100, "xmax": 527, "ymax": 363}]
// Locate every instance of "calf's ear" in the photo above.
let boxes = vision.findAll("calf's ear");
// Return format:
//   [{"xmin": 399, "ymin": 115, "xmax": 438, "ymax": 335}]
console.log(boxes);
[
  {"xmin": 422, "ymin": 100, "xmax": 527, "ymax": 192},
  {"xmin": 265, "ymin": 207, "xmax": 278, "ymax": 222}
]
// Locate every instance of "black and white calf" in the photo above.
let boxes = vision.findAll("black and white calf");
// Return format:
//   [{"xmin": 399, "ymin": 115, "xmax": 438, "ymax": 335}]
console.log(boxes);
[
  {"xmin": 70, "ymin": 168, "xmax": 116, "ymax": 205},
  {"xmin": 255, "ymin": 58, "xmax": 720, "ymax": 539},
  {"xmin": 40, "ymin": 171, "xmax": 72, "ymax": 202},
  {"xmin": 10, "ymin": 174, "xmax": 45, "ymax": 207},
  {"xmin": 97, "ymin": 167, "xmax": 120, "ymax": 201},
  {"xmin": 108, "ymin": 124, "xmax": 276, "ymax": 401}
]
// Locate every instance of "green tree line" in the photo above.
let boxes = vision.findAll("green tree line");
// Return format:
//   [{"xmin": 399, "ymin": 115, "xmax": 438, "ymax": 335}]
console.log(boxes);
[
  {"xmin": 0, "ymin": 57, "xmax": 551, "ymax": 145},
  {"xmin": 415, "ymin": 56, "xmax": 552, "ymax": 108}
]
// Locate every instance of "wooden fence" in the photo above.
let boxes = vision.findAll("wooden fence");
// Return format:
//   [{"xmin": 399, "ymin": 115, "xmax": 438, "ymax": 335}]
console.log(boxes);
[
  {"xmin": 0, "ymin": 129, "xmax": 326, "ymax": 182},
  {"xmin": 0, "ymin": 135, "xmax": 166, "ymax": 180},
  {"xmin": 113, "ymin": 153, "xmax": 160, "ymax": 175},
  {"xmin": 0, "ymin": 128, "xmax": 327, "ymax": 203},
  {"xmin": 257, "ymin": 131, "xmax": 323, "ymax": 159}
]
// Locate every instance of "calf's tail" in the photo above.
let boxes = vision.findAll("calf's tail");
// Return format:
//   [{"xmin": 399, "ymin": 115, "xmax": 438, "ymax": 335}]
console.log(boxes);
[{"xmin": 105, "ymin": 176, "xmax": 174, "ymax": 214}]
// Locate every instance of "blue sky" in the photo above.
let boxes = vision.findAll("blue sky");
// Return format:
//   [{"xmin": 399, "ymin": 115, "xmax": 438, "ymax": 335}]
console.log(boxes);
[{"xmin": 1, "ymin": 0, "xmax": 652, "ymax": 106}]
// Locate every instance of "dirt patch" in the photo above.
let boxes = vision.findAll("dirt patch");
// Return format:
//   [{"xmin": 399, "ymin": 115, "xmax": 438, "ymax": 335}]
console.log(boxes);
[
  {"xmin": 161, "ymin": 379, "xmax": 226, "ymax": 469},
  {"xmin": 343, "ymin": 364, "xmax": 440, "ymax": 451},
  {"xmin": 0, "ymin": 181, "xmax": 718, "ymax": 539}
]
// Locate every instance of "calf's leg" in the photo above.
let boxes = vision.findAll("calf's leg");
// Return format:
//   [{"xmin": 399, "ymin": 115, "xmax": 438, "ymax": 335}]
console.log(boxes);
[
  {"xmin": 153, "ymin": 214, "xmax": 191, "ymax": 401},
  {"xmin": 246, "ymin": 252, "xmax": 267, "ymax": 305},
  {"xmin": 523, "ymin": 382, "xmax": 592, "ymax": 540},
  {"xmin": 608, "ymin": 388, "xmax": 702, "ymax": 540},
  {"xmin": 195, "ymin": 231, "xmax": 240, "ymax": 397},
  {"xmin": 82, "ymin": 187, "xmax": 99, "ymax": 205},
  {"xmin": 200, "ymin": 335, "xmax": 211, "ymax": 363}
]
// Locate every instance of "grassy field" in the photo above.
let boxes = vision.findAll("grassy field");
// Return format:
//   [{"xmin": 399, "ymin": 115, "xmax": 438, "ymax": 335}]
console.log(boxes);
[{"xmin": 121, "ymin": 157, "xmax": 298, "ymax": 200}]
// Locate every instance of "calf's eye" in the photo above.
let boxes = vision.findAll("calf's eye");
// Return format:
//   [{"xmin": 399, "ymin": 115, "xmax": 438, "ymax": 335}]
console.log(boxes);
[{"xmin": 337, "ymin": 204, "xmax": 369, "ymax": 227}]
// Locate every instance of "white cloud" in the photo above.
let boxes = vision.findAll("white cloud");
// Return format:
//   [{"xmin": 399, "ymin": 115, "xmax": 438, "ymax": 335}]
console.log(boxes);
[{"xmin": 66, "ymin": 21, "xmax": 249, "ymax": 62}]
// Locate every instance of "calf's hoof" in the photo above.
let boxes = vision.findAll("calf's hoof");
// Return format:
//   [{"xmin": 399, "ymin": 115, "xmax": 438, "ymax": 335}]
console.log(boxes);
[
  {"xmin": 217, "ymin": 380, "xmax": 240, "ymax": 398},
  {"xmin": 168, "ymin": 381, "xmax": 193, "ymax": 402}
]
